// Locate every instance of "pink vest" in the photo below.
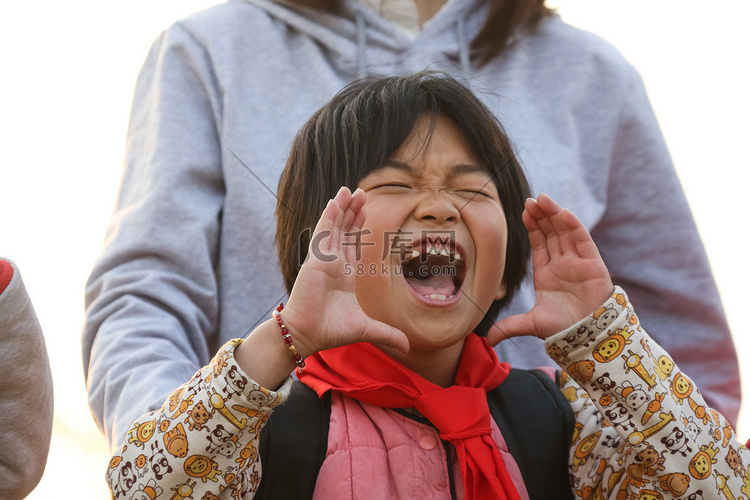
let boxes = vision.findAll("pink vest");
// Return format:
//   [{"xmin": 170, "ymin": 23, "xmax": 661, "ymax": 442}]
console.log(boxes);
[{"xmin": 311, "ymin": 392, "xmax": 531, "ymax": 500}]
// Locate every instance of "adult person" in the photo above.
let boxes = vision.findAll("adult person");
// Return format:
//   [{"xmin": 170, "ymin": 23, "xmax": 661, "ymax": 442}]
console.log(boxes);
[{"xmin": 82, "ymin": 0, "xmax": 740, "ymax": 449}]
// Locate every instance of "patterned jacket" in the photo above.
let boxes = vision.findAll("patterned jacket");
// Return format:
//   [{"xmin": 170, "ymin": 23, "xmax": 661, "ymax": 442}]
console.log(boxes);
[{"xmin": 106, "ymin": 288, "xmax": 750, "ymax": 499}]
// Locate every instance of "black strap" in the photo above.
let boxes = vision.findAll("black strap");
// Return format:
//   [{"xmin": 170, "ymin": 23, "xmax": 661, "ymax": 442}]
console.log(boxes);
[
  {"xmin": 487, "ymin": 369, "xmax": 575, "ymax": 500},
  {"xmin": 255, "ymin": 381, "xmax": 331, "ymax": 500}
]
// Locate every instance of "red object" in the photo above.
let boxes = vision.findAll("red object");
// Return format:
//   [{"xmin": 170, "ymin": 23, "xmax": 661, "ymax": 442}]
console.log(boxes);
[
  {"xmin": 0, "ymin": 260, "xmax": 13, "ymax": 295},
  {"xmin": 299, "ymin": 333, "xmax": 522, "ymax": 500},
  {"xmin": 273, "ymin": 303, "xmax": 306, "ymax": 371}
]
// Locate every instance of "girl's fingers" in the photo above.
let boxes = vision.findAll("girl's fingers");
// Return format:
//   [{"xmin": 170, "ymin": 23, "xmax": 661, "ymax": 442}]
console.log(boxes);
[
  {"xmin": 339, "ymin": 192, "xmax": 358, "ymax": 231},
  {"xmin": 529, "ymin": 194, "xmax": 604, "ymax": 267},
  {"xmin": 522, "ymin": 208, "xmax": 550, "ymax": 266},
  {"xmin": 525, "ymin": 197, "xmax": 562, "ymax": 256},
  {"xmin": 361, "ymin": 320, "xmax": 410, "ymax": 355},
  {"xmin": 306, "ymin": 187, "xmax": 370, "ymax": 265},
  {"xmin": 339, "ymin": 189, "xmax": 367, "ymax": 262},
  {"xmin": 488, "ymin": 312, "xmax": 535, "ymax": 346},
  {"xmin": 521, "ymin": 206, "xmax": 542, "ymax": 242},
  {"xmin": 549, "ymin": 212, "xmax": 578, "ymax": 255},
  {"xmin": 308, "ymin": 187, "xmax": 351, "ymax": 258},
  {"xmin": 351, "ymin": 196, "xmax": 367, "ymax": 233},
  {"xmin": 534, "ymin": 194, "xmax": 575, "ymax": 253},
  {"xmin": 340, "ymin": 188, "xmax": 366, "ymax": 233},
  {"xmin": 328, "ymin": 197, "xmax": 347, "ymax": 253},
  {"xmin": 560, "ymin": 208, "xmax": 602, "ymax": 261},
  {"xmin": 540, "ymin": 195, "xmax": 600, "ymax": 260},
  {"xmin": 530, "ymin": 194, "xmax": 589, "ymax": 256},
  {"xmin": 310, "ymin": 198, "xmax": 338, "ymax": 255},
  {"xmin": 350, "ymin": 187, "xmax": 366, "ymax": 211}
]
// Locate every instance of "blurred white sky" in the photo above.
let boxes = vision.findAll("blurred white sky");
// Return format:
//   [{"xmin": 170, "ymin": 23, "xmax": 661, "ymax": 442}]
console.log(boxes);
[{"xmin": 1, "ymin": 0, "xmax": 748, "ymax": 497}]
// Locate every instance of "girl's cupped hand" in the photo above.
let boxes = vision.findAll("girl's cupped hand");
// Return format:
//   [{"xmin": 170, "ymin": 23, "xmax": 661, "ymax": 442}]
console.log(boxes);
[
  {"xmin": 489, "ymin": 193, "xmax": 614, "ymax": 346},
  {"xmin": 279, "ymin": 187, "xmax": 410, "ymax": 358}
]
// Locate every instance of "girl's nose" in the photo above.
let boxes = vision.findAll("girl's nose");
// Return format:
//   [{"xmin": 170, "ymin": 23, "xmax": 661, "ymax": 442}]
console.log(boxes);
[{"xmin": 414, "ymin": 193, "xmax": 460, "ymax": 224}]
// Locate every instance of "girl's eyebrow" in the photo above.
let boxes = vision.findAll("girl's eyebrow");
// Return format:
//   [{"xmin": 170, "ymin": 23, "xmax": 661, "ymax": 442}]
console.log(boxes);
[
  {"xmin": 382, "ymin": 160, "xmax": 416, "ymax": 174},
  {"xmin": 381, "ymin": 160, "xmax": 490, "ymax": 178},
  {"xmin": 449, "ymin": 163, "xmax": 492, "ymax": 178}
]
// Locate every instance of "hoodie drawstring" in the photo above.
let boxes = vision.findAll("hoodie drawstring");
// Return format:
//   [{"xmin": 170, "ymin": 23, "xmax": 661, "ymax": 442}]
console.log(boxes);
[
  {"xmin": 354, "ymin": 6, "xmax": 469, "ymax": 77},
  {"xmin": 355, "ymin": 10, "xmax": 367, "ymax": 79},
  {"xmin": 456, "ymin": 13, "xmax": 470, "ymax": 73}
]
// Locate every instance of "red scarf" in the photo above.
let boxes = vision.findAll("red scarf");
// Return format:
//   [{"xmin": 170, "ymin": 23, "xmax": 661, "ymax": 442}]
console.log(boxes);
[{"xmin": 298, "ymin": 333, "xmax": 522, "ymax": 500}]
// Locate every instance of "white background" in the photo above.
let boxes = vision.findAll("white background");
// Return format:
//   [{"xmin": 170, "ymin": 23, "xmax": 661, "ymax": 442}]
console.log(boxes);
[{"xmin": 1, "ymin": 1, "xmax": 747, "ymax": 497}]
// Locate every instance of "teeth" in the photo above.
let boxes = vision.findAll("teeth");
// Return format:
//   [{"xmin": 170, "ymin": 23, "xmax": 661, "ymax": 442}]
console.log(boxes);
[
  {"xmin": 425, "ymin": 294, "xmax": 451, "ymax": 301},
  {"xmin": 403, "ymin": 250, "xmax": 420, "ymax": 263},
  {"xmin": 402, "ymin": 246, "xmax": 463, "ymax": 263}
]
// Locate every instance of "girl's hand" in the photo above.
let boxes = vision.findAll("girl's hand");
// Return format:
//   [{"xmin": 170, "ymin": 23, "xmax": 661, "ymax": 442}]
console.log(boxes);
[
  {"xmin": 488, "ymin": 194, "xmax": 613, "ymax": 345},
  {"xmin": 280, "ymin": 187, "xmax": 409, "ymax": 357}
]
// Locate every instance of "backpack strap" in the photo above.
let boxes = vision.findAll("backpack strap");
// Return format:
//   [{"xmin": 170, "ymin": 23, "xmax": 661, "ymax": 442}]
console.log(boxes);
[
  {"xmin": 487, "ymin": 368, "xmax": 576, "ymax": 500},
  {"xmin": 254, "ymin": 380, "xmax": 331, "ymax": 499}
]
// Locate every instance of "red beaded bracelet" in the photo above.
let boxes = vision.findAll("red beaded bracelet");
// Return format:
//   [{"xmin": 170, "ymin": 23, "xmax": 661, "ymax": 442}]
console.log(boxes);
[{"xmin": 272, "ymin": 303, "xmax": 306, "ymax": 371}]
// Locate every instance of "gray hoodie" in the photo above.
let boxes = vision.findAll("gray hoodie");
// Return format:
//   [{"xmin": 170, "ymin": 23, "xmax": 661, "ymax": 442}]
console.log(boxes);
[{"xmin": 82, "ymin": 0, "xmax": 739, "ymax": 449}]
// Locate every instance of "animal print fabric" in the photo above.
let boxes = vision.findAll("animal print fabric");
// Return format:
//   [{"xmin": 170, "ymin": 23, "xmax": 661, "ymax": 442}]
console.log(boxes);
[
  {"xmin": 106, "ymin": 288, "xmax": 749, "ymax": 499},
  {"xmin": 545, "ymin": 287, "xmax": 749, "ymax": 499},
  {"xmin": 106, "ymin": 338, "xmax": 292, "ymax": 499}
]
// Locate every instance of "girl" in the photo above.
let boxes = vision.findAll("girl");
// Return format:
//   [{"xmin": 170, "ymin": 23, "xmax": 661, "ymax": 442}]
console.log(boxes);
[{"xmin": 106, "ymin": 73, "xmax": 748, "ymax": 500}]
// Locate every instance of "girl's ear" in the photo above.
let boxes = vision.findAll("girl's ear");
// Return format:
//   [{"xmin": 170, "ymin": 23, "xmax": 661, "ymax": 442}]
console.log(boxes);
[{"xmin": 495, "ymin": 282, "xmax": 507, "ymax": 301}]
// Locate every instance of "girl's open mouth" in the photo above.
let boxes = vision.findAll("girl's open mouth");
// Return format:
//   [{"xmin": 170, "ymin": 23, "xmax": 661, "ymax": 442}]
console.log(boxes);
[{"xmin": 400, "ymin": 239, "xmax": 466, "ymax": 303}]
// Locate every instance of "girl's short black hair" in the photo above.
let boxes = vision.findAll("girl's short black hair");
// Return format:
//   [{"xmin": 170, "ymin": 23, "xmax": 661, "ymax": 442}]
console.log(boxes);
[{"xmin": 276, "ymin": 71, "xmax": 531, "ymax": 336}]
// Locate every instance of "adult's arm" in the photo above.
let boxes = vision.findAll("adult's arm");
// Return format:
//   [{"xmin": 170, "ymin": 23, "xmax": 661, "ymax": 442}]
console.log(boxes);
[
  {"xmin": 0, "ymin": 259, "xmax": 54, "ymax": 499},
  {"xmin": 82, "ymin": 23, "xmax": 225, "ymax": 450}
]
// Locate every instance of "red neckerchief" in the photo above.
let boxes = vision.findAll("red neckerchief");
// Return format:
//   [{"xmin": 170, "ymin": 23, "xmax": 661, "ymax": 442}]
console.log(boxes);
[{"xmin": 298, "ymin": 333, "xmax": 522, "ymax": 500}]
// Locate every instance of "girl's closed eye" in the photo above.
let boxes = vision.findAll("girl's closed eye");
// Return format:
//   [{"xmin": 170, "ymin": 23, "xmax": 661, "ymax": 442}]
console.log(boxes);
[
  {"xmin": 450, "ymin": 169, "xmax": 499, "ymax": 200},
  {"xmin": 453, "ymin": 179, "xmax": 500, "ymax": 200},
  {"xmin": 457, "ymin": 187, "xmax": 493, "ymax": 198},
  {"xmin": 371, "ymin": 183, "xmax": 411, "ymax": 190}
]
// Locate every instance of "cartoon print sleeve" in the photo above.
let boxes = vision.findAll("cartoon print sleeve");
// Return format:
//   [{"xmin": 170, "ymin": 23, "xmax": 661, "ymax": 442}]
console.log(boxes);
[
  {"xmin": 106, "ymin": 339, "xmax": 292, "ymax": 500},
  {"xmin": 544, "ymin": 287, "xmax": 749, "ymax": 500}
]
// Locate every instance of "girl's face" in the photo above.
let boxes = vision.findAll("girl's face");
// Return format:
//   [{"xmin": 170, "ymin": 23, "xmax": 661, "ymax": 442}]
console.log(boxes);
[{"xmin": 356, "ymin": 114, "xmax": 508, "ymax": 369}]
